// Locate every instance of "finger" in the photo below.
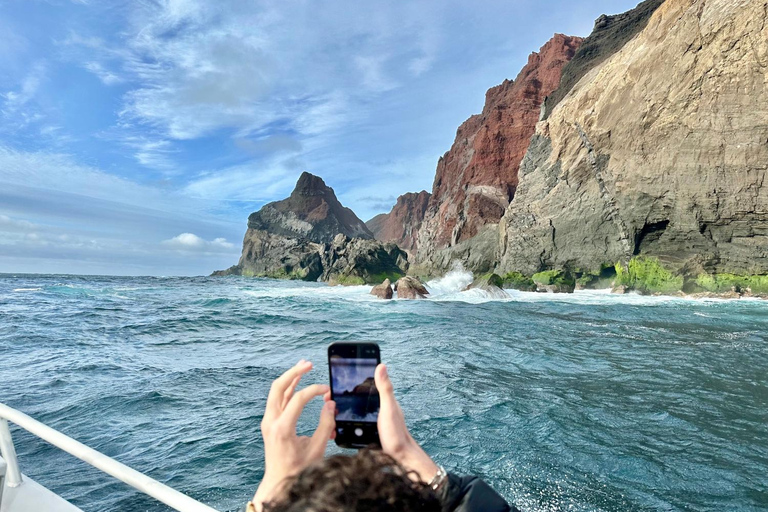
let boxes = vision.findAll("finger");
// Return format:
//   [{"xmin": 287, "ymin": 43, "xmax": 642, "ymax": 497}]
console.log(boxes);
[
  {"xmin": 283, "ymin": 384, "xmax": 330, "ymax": 429},
  {"xmin": 281, "ymin": 374, "xmax": 303, "ymax": 410},
  {"xmin": 323, "ymin": 390, "xmax": 331, "ymax": 402},
  {"xmin": 267, "ymin": 360, "xmax": 312, "ymax": 416},
  {"xmin": 375, "ymin": 364, "xmax": 396, "ymax": 409},
  {"xmin": 309, "ymin": 400, "xmax": 336, "ymax": 457}
]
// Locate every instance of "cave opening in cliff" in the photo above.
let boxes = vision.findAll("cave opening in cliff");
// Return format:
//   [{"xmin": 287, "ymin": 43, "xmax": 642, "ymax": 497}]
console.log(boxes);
[{"xmin": 633, "ymin": 220, "xmax": 670, "ymax": 256}]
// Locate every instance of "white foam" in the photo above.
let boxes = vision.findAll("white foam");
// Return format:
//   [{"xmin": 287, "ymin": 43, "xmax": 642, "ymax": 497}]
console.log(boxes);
[
  {"xmin": 13, "ymin": 288, "xmax": 42, "ymax": 292},
  {"xmin": 425, "ymin": 263, "xmax": 474, "ymax": 296}
]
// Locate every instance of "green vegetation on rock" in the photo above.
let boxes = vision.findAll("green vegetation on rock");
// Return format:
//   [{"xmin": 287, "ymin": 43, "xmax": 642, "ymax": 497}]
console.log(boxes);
[
  {"xmin": 694, "ymin": 273, "xmax": 768, "ymax": 294},
  {"xmin": 532, "ymin": 270, "xmax": 575, "ymax": 287},
  {"xmin": 614, "ymin": 256, "xmax": 683, "ymax": 294},
  {"xmin": 574, "ymin": 263, "xmax": 617, "ymax": 289},
  {"xmin": 500, "ymin": 272, "xmax": 536, "ymax": 291}
]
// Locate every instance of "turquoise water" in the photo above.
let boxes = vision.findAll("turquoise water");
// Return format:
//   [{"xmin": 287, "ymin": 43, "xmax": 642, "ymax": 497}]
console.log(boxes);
[{"xmin": 1, "ymin": 272, "xmax": 767, "ymax": 512}]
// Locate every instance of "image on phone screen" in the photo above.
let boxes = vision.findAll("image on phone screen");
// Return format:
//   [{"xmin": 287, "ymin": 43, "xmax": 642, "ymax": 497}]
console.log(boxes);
[{"xmin": 330, "ymin": 356, "xmax": 380, "ymax": 422}]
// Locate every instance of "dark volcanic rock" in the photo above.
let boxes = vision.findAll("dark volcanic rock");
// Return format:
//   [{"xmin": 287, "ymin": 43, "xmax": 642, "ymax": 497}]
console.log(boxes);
[
  {"xmin": 542, "ymin": 0, "xmax": 665, "ymax": 118},
  {"xmin": 248, "ymin": 172, "xmax": 372, "ymax": 244},
  {"xmin": 214, "ymin": 173, "xmax": 408, "ymax": 283},
  {"xmin": 322, "ymin": 234, "xmax": 407, "ymax": 286},
  {"xmin": 237, "ymin": 229, "xmax": 324, "ymax": 280},
  {"xmin": 366, "ymin": 191, "xmax": 430, "ymax": 254},
  {"xmin": 416, "ymin": 34, "xmax": 582, "ymax": 273}
]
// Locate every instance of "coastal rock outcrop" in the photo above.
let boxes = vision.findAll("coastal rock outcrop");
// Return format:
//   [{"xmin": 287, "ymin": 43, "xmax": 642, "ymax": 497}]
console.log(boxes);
[
  {"xmin": 415, "ymin": 33, "xmax": 583, "ymax": 273},
  {"xmin": 215, "ymin": 173, "xmax": 408, "ymax": 283},
  {"xmin": 370, "ymin": 279, "xmax": 394, "ymax": 299},
  {"xmin": 498, "ymin": 0, "xmax": 768, "ymax": 278},
  {"xmin": 248, "ymin": 172, "xmax": 372, "ymax": 243},
  {"xmin": 395, "ymin": 276, "xmax": 429, "ymax": 300},
  {"xmin": 322, "ymin": 234, "xmax": 407, "ymax": 285},
  {"xmin": 366, "ymin": 191, "xmax": 430, "ymax": 254},
  {"xmin": 465, "ymin": 273, "xmax": 508, "ymax": 298}
]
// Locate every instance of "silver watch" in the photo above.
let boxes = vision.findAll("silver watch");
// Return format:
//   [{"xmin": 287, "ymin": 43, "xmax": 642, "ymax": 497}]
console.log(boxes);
[{"xmin": 428, "ymin": 465, "xmax": 447, "ymax": 491}]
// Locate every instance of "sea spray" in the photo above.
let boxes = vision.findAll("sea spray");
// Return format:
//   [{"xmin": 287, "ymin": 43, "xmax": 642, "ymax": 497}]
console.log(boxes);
[{"xmin": 425, "ymin": 262, "xmax": 474, "ymax": 296}]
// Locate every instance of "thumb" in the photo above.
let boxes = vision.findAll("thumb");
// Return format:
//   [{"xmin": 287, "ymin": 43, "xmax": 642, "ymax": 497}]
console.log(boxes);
[
  {"xmin": 309, "ymin": 400, "xmax": 335, "ymax": 457},
  {"xmin": 375, "ymin": 364, "xmax": 395, "ymax": 408}
]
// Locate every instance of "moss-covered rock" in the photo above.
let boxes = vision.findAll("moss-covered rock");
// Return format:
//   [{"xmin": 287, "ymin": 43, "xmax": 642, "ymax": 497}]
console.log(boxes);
[
  {"xmin": 693, "ymin": 273, "xmax": 768, "ymax": 295},
  {"xmin": 500, "ymin": 272, "xmax": 536, "ymax": 291},
  {"xmin": 532, "ymin": 270, "xmax": 575, "ymax": 293},
  {"xmin": 614, "ymin": 256, "xmax": 683, "ymax": 294}
]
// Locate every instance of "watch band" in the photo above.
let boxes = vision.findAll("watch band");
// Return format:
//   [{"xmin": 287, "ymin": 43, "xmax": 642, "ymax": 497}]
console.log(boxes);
[{"xmin": 428, "ymin": 465, "xmax": 447, "ymax": 491}]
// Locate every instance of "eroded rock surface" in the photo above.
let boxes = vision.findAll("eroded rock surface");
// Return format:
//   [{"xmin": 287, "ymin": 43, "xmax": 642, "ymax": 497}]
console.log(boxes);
[
  {"xmin": 366, "ymin": 191, "xmax": 430, "ymax": 254},
  {"xmin": 215, "ymin": 173, "xmax": 407, "ymax": 283},
  {"xmin": 248, "ymin": 172, "xmax": 372, "ymax": 243},
  {"xmin": 416, "ymin": 33, "xmax": 582, "ymax": 272},
  {"xmin": 499, "ymin": 0, "xmax": 768, "ymax": 276},
  {"xmin": 395, "ymin": 276, "xmax": 429, "ymax": 300},
  {"xmin": 370, "ymin": 279, "xmax": 394, "ymax": 300}
]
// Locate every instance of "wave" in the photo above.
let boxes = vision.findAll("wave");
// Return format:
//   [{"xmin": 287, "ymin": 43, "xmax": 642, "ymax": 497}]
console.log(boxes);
[
  {"xmin": 425, "ymin": 263, "xmax": 474, "ymax": 295},
  {"xmin": 12, "ymin": 287, "xmax": 42, "ymax": 292}
]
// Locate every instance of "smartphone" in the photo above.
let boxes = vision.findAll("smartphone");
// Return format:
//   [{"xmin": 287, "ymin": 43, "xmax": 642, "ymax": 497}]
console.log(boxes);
[{"xmin": 328, "ymin": 342, "xmax": 381, "ymax": 449}]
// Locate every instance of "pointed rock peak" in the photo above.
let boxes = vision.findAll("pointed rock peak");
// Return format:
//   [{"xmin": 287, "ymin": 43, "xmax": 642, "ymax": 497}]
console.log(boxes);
[
  {"xmin": 247, "ymin": 172, "xmax": 373, "ymax": 244},
  {"xmin": 292, "ymin": 172, "xmax": 332, "ymax": 198}
]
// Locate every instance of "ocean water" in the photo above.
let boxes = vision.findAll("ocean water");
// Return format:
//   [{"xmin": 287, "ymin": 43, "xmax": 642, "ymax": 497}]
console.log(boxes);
[{"xmin": 1, "ymin": 271, "xmax": 767, "ymax": 512}]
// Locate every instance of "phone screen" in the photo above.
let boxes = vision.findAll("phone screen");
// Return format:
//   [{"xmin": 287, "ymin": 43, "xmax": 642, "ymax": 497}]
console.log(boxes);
[{"xmin": 328, "ymin": 343, "xmax": 381, "ymax": 448}]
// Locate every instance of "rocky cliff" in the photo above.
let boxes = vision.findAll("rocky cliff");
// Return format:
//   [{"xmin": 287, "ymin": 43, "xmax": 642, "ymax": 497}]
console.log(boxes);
[
  {"xmin": 498, "ymin": 0, "xmax": 768, "ymax": 279},
  {"xmin": 415, "ymin": 33, "xmax": 583, "ymax": 273},
  {"xmin": 248, "ymin": 172, "xmax": 372, "ymax": 243},
  {"xmin": 366, "ymin": 191, "xmax": 430, "ymax": 253},
  {"xmin": 215, "ymin": 173, "xmax": 408, "ymax": 284}
]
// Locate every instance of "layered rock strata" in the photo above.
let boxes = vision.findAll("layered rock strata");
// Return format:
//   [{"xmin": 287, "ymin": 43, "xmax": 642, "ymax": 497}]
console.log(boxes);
[
  {"xmin": 248, "ymin": 172, "xmax": 372, "ymax": 243},
  {"xmin": 415, "ymin": 33, "xmax": 583, "ymax": 273},
  {"xmin": 216, "ymin": 173, "xmax": 408, "ymax": 284},
  {"xmin": 498, "ymin": 0, "xmax": 768, "ymax": 277}
]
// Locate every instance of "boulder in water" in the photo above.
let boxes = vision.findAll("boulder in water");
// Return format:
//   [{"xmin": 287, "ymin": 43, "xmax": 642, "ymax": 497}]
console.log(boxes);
[
  {"xmin": 370, "ymin": 279, "xmax": 393, "ymax": 300},
  {"xmin": 395, "ymin": 276, "xmax": 429, "ymax": 299},
  {"xmin": 465, "ymin": 273, "xmax": 508, "ymax": 298}
]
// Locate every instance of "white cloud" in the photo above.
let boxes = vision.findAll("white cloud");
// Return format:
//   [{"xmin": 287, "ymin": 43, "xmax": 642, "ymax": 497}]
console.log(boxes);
[
  {"xmin": 83, "ymin": 61, "xmax": 123, "ymax": 85},
  {"xmin": 1, "ymin": 61, "xmax": 46, "ymax": 111},
  {"xmin": 162, "ymin": 233, "xmax": 236, "ymax": 252},
  {"xmin": 183, "ymin": 158, "xmax": 301, "ymax": 202},
  {"xmin": 0, "ymin": 214, "xmax": 37, "ymax": 232}
]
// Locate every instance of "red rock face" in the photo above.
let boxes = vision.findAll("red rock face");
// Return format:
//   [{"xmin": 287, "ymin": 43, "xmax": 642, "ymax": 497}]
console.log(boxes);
[
  {"xmin": 418, "ymin": 33, "xmax": 583, "ymax": 259},
  {"xmin": 366, "ymin": 190, "xmax": 431, "ymax": 253}
]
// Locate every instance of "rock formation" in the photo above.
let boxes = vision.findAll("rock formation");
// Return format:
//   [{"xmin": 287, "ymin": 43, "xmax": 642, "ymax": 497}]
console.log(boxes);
[
  {"xmin": 465, "ymin": 273, "xmax": 508, "ymax": 299},
  {"xmin": 322, "ymin": 234, "xmax": 407, "ymax": 286},
  {"xmin": 394, "ymin": 276, "xmax": 429, "ymax": 300},
  {"xmin": 248, "ymin": 172, "xmax": 372, "ymax": 243},
  {"xmin": 215, "ymin": 173, "xmax": 408, "ymax": 284},
  {"xmin": 370, "ymin": 278, "xmax": 394, "ymax": 299},
  {"xmin": 498, "ymin": 0, "xmax": 768, "ymax": 278},
  {"xmin": 415, "ymin": 33, "xmax": 583, "ymax": 273},
  {"xmin": 366, "ymin": 191, "xmax": 430, "ymax": 254}
]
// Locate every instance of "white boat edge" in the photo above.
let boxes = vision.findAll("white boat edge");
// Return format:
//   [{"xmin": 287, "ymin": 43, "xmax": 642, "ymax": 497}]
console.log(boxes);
[{"xmin": 0, "ymin": 463, "xmax": 83, "ymax": 512}]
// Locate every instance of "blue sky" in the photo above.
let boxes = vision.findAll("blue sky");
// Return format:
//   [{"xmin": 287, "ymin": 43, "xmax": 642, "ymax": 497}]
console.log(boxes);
[{"xmin": 0, "ymin": 0, "xmax": 642, "ymax": 276}]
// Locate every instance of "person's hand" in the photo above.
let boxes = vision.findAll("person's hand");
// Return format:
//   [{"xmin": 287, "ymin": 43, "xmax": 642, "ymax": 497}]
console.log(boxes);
[
  {"xmin": 375, "ymin": 363, "xmax": 439, "ymax": 483},
  {"xmin": 252, "ymin": 360, "xmax": 336, "ymax": 510}
]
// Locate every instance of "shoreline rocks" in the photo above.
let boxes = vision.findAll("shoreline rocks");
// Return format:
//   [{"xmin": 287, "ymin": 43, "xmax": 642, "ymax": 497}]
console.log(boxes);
[
  {"xmin": 370, "ymin": 279, "xmax": 394, "ymax": 299},
  {"xmin": 395, "ymin": 276, "xmax": 429, "ymax": 300}
]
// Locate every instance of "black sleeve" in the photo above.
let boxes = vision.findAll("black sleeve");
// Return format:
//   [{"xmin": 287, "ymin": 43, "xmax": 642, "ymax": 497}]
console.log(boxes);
[{"xmin": 437, "ymin": 473, "xmax": 520, "ymax": 512}]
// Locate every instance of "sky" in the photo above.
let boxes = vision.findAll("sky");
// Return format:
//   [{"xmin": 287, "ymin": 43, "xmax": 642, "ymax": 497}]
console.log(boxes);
[{"xmin": 0, "ymin": 0, "xmax": 643, "ymax": 276}]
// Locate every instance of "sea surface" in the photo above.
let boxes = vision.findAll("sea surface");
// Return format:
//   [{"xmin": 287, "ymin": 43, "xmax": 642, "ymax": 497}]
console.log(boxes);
[{"xmin": 1, "ymin": 271, "xmax": 767, "ymax": 512}]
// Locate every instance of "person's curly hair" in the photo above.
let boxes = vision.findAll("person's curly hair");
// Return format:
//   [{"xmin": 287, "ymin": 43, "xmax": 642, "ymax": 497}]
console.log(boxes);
[{"xmin": 263, "ymin": 449, "xmax": 442, "ymax": 512}]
